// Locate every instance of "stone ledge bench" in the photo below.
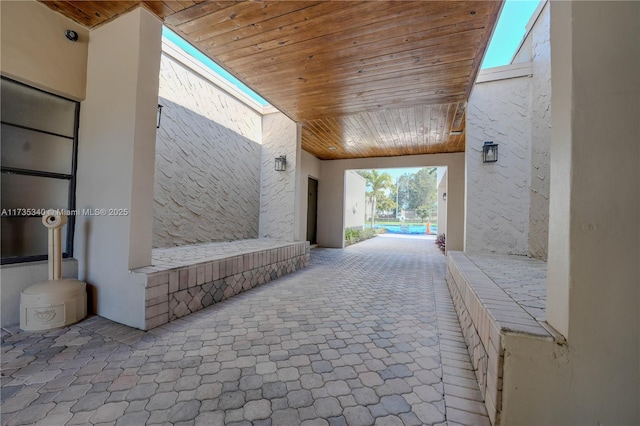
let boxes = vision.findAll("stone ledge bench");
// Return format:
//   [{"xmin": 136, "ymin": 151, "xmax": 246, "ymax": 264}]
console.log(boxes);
[
  {"xmin": 132, "ymin": 239, "xmax": 310, "ymax": 330},
  {"xmin": 445, "ymin": 251, "xmax": 560, "ymax": 425}
]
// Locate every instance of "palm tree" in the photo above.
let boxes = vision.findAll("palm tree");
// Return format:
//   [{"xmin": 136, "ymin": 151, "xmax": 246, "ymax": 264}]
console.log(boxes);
[{"xmin": 357, "ymin": 170, "xmax": 393, "ymax": 228}]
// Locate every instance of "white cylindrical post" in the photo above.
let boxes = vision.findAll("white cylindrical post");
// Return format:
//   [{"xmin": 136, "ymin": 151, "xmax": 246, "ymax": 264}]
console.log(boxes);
[
  {"xmin": 42, "ymin": 210, "xmax": 68, "ymax": 281},
  {"xmin": 21, "ymin": 209, "xmax": 86, "ymax": 331}
]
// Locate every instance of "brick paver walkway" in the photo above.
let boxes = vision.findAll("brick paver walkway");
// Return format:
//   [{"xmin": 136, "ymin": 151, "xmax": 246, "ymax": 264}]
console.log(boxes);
[{"xmin": 1, "ymin": 235, "xmax": 489, "ymax": 425}]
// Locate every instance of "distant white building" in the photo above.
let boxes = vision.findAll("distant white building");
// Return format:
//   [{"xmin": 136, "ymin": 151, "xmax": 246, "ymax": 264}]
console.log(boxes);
[{"xmin": 344, "ymin": 171, "xmax": 366, "ymax": 230}]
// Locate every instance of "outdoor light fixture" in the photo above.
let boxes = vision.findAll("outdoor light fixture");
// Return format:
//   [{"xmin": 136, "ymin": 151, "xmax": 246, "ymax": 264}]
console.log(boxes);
[
  {"xmin": 483, "ymin": 141, "xmax": 498, "ymax": 163},
  {"xmin": 157, "ymin": 104, "xmax": 163, "ymax": 129},
  {"xmin": 443, "ymin": 192, "xmax": 447, "ymax": 201},
  {"xmin": 275, "ymin": 155, "xmax": 287, "ymax": 172}
]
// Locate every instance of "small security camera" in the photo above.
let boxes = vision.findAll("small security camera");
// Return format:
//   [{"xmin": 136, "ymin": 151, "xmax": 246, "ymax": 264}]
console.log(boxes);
[{"xmin": 65, "ymin": 29, "xmax": 78, "ymax": 42}]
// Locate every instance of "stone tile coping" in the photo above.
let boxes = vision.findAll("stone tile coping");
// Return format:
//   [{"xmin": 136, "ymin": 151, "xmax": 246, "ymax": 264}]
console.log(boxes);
[
  {"xmin": 133, "ymin": 238, "xmax": 303, "ymax": 273},
  {"xmin": 447, "ymin": 251, "xmax": 551, "ymax": 339},
  {"xmin": 446, "ymin": 251, "xmax": 558, "ymax": 425},
  {"xmin": 465, "ymin": 252, "xmax": 547, "ymax": 322},
  {"xmin": 130, "ymin": 239, "xmax": 310, "ymax": 330}
]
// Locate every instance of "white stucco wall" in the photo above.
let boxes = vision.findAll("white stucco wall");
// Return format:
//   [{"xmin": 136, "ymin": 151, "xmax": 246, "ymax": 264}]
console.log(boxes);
[
  {"xmin": 528, "ymin": 3, "xmax": 551, "ymax": 260},
  {"xmin": 153, "ymin": 45, "xmax": 263, "ymax": 247},
  {"xmin": 466, "ymin": 75, "xmax": 533, "ymax": 255},
  {"xmin": 74, "ymin": 8, "xmax": 162, "ymax": 329},
  {"xmin": 259, "ymin": 113, "xmax": 299, "ymax": 240},
  {"xmin": 511, "ymin": 34, "xmax": 532, "ymax": 64},
  {"xmin": 0, "ymin": 0, "xmax": 88, "ymax": 101},
  {"xmin": 317, "ymin": 153, "xmax": 465, "ymax": 250},
  {"xmin": 344, "ymin": 171, "xmax": 366, "ymax": 230},
  {"xmin": 467, "ymin": 1, "xmax": 551, "ymax": 260}
]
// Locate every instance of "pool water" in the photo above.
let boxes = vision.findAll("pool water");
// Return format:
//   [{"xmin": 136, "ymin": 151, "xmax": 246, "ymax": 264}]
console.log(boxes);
[{"xmin": 373, "ymin": 224, "xmax": 437, "ymax": 235}]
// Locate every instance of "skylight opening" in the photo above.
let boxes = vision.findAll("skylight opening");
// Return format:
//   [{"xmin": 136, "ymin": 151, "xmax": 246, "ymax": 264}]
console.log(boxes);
[
  {"xmin": 481, "ymin": 0, "xmax": 541, "ymax": 69},
  {"xmin": 162, "ymin": 27, "xmax": 269, "ymax": 106}
]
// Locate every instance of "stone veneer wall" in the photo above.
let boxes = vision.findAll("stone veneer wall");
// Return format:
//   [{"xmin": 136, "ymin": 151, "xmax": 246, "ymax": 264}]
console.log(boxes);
[
  {"xmin": 139, "ymin": 241, "xmax": 309, "ymax": 330},
  {"xmin": 466, "ymin": 76, "xmax": 533, "ymax": 255},
  {"xmin": 153, "ymin": 51, "xmax": 263, "ymax": 248}
]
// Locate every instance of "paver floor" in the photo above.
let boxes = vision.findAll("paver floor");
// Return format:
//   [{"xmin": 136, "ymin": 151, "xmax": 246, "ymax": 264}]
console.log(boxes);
[{"xmin": 1, "ymin": 235, "xmax": 489, "ymax": 426}]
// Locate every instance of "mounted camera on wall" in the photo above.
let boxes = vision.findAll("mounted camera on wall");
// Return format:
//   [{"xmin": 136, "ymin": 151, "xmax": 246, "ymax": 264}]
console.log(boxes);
[{"xmin": 65, "ymin": 29, "xmax": 78, "ymax": 42}]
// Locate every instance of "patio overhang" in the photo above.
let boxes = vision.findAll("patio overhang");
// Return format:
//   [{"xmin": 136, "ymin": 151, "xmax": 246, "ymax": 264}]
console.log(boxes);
[{"xmin": 39, "ymin": 0, "xmax": 502, "ymax": 160}]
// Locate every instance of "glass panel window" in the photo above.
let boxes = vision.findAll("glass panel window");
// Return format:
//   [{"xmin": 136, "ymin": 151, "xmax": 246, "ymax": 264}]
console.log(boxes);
[
  {"xmin": 1, "ymin": 78, "xmax": 76, "ymax": 137},
  {"xmin": 1, "ymin": 124, "xmax": 74, "ymax": 174},
  {"xmin": 1, "ymin": 174, "xmax": 70, "ymax": 211},
  {"xmin": 1, "ymin": 77, "xmax": 78, "ymax": 264},
  {"xmin": 1, "ymin": 217, "xmax": 68, "ymax": 259}
]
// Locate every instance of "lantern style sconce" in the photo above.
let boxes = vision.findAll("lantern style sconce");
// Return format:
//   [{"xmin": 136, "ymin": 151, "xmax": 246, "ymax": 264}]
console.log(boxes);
[
  {"xmin": 275, "ymin": 155, "xmax": 287, "ymax": 171},
  {"xmin": 442, "ymin": 192, "xmax": 447, "ymax": 201},
  {"xmin": 157, "ymin": 104, "xmax": 164, "ymax": 129},
  {"xmin": 483, "ymin": 141, "xmax": 498, "ymax": 163}
]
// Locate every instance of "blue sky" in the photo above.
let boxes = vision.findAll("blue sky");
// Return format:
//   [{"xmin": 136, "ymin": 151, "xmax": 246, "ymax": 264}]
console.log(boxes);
[
  {"xmin": 482, "ymin": 0, "xmax": 540, "ymax": 69},
  {"xmin": 164, "ymin": 0, "xmax": 539, "ymax": 106},
  {"xmin": 163, "ymin": 27, "xmax": 269, "ymax": 105}
]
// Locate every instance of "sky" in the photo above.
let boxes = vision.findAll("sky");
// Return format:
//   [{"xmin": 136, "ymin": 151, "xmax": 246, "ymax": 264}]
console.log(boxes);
[
  {"xmin": 481, "ymin": 0, "xmax": 540, "ymax": 69},
  {"xmin": 164, "ymin": 0, "xmax": 539, "ymax": 106},
  {"xmin": 163, "ymin": 27, "xmax": 269, "ymax": 106}
]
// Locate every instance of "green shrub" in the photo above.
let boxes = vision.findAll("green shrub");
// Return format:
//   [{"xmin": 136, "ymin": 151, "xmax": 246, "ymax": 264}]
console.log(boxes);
[
  {"xmin": 345, "ymin": 227, "xmax": 378, "ymax": 246},
  {"xmin": 363, "ymin": 228, "xmax": 377, "ymax": 239}
]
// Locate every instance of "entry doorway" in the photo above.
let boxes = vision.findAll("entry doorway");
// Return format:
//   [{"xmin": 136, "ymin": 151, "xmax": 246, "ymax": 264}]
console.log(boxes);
[{"xmin": 307, "ymin": 177, "xmax": 318, "ymax": 244}]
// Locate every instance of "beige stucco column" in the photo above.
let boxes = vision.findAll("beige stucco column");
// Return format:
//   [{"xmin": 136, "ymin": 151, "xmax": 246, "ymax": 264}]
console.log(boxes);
[
  {"xmin": 74, "ymin": 7, "xmax": 162, "ymax": 329},
  {"xmin": 545, "ymin": 1, "xmax": 639, "ymax": 422}
]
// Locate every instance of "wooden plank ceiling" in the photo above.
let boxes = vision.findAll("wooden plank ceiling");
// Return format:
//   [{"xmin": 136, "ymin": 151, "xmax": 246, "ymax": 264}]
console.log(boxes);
[{"xmin": 40, "ymin": 1, "xmax": 502, "ymax": 160}]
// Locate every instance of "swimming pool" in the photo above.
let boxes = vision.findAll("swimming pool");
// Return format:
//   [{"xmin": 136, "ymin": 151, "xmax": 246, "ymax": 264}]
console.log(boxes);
[{"xmin": 372, "ymin": 224, "xmax": 437, "ymax": 235}]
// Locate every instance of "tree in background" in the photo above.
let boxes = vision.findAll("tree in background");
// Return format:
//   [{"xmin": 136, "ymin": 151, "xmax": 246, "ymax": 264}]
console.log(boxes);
[
  {"xmin": 396, "ymin": 174, "xmax": 414, "ymax": 211},
  {"xmin": 397, "ymin": 168, "xmax": 437, "ymax": 210},
  {"xmin": 357, "ymin": 170, "xmax": 393, "ymax": 228},
  {"xmin": 376, "ymin": 192, "xmax": 397, "ymax": 217},
  {"xmin": 416, "ymin": 204, "xmax": 434, "ymax": 234},
  {"xmin": 416, "ymin": 205, "xmax": 430, "ymax": 222}
]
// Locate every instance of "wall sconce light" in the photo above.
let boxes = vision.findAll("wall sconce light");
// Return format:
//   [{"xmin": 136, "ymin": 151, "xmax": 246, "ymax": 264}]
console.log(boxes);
[
  {"xmin": 275, "ymin": 155, "xmax": 287, "ymax": 172},
  {"xmin": 443, "ymin": 192, "xmax": 447, "ymax": 201},
  {"xmin": 483, "ymin": 141, "xmax": 498, "ymax": 163},
  {"xmin": 157, "ymin": 104, "xmax": 164, "ymax": 129}
]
